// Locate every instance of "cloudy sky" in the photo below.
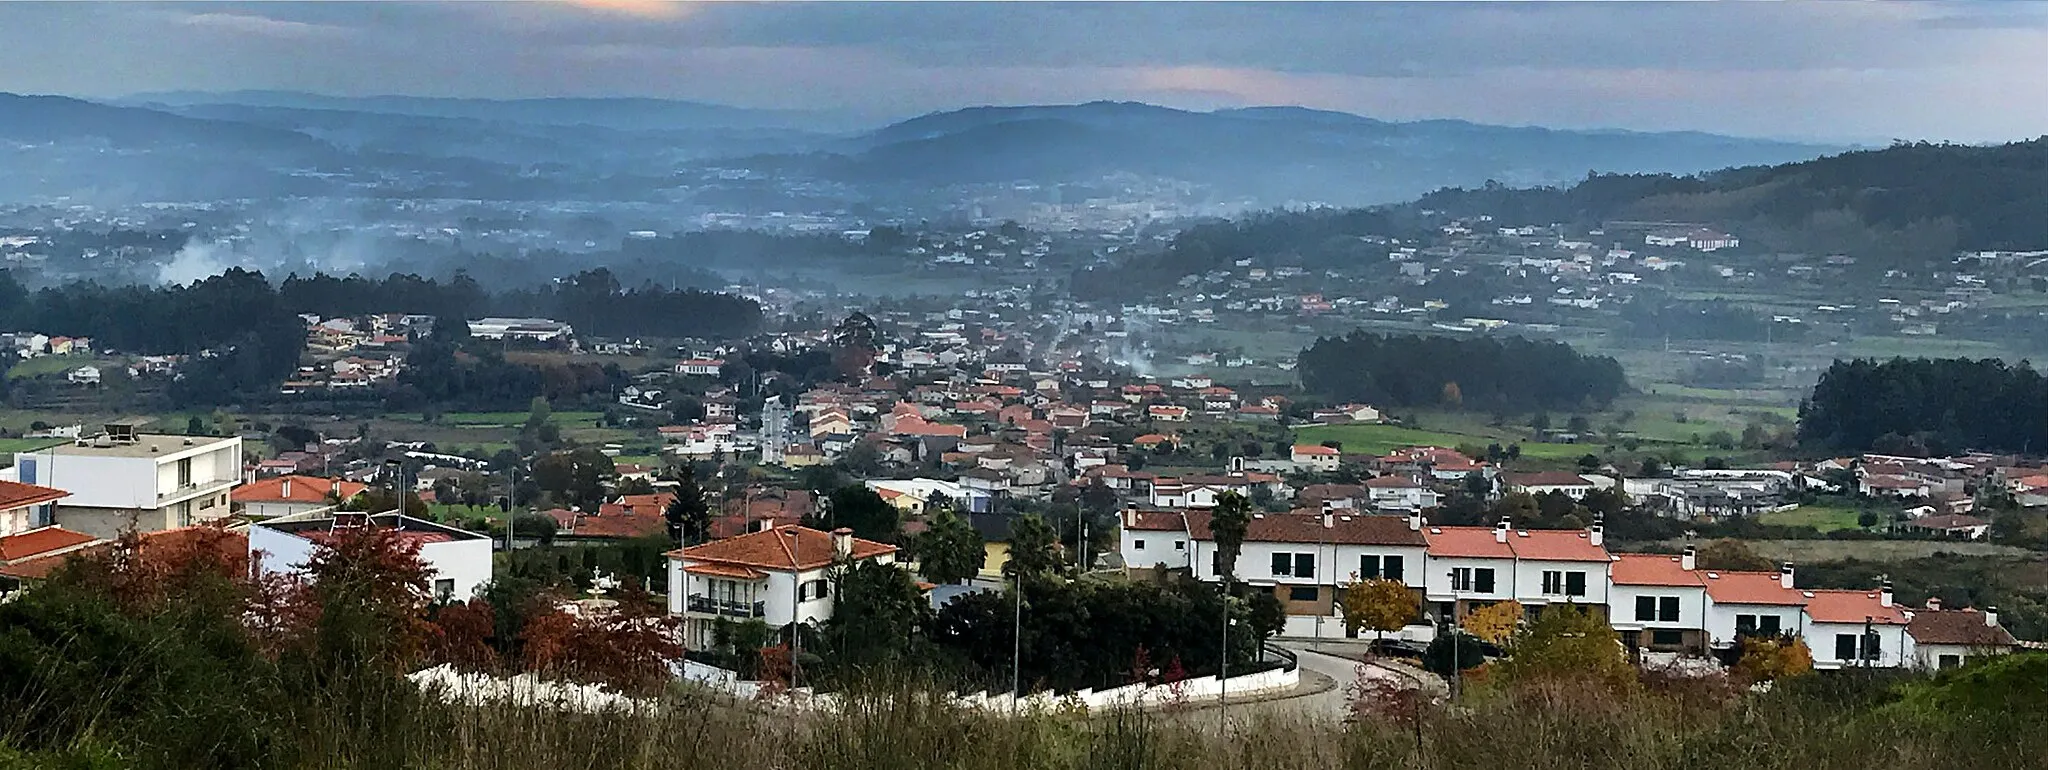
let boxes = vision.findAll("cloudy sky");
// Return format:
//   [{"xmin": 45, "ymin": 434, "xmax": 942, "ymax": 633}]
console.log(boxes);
[{"xmin": 3, "ymin": 1, "xmax": 2046, "ymax": 142}]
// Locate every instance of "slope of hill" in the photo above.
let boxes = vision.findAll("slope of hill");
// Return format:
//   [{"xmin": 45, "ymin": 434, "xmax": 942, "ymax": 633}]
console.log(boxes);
[
  {"xmin": 810, "ymin": 102, "xmax": 1843, "ymax": 205},
  {"xmin": 1415, "ymin": 138, "xmax": 2048, "ymax": 257},
  {"xmin": 125, "ymin": 90, "xmax": 872, "ymax": 133}
]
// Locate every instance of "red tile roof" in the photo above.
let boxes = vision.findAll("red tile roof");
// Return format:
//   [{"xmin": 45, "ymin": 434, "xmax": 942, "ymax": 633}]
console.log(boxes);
[
  {"xmin": 0, "ymin": 526, "xmax": 98, "ymax": 563},
  {"xmin": 234, "ymin": 474, "xmax": 368, "ymax": 504},
  {"xmin": 1507, "ymin": 528, "xmax": 1609, "ymax": 562},
  {"xmin": 1701, "ymin": 570, "xmax": 1806, "ymax": 606},
  {"xmin": 0, "ymin": 480, "xmax": 69, "ymax": 511},
  {"xmin": 668, "ymin": 525, "xmax": 896, "ymax": 572},
  {"xmin": 1610, "ymin": 553, "xmax": 1705, "ymax": 587},
  {"xmin": 1123, "ymin": 510, "xmax": 1187, "ymax": 532},
  {"xmin": 685, "ymin": 562, "xmax": 768, "ymax": 580},
  {"xmin": 1908, "ymin": 609, "xmax": 2019, "ymax": 646},
  {"xmin": 1424, "ymin": 526, "xmax": 1515, "ymax": 559},
  {"xmin": 1803, "ymin": 589, "xmax": 1909, "ymax": 625},
  {"xmin": 1, "ymin": 526, "xmax": 244, "ymax": 581},
  {"xmin": 1293, "ymin": 445, "xmax": 1341, "ymax": 456}
]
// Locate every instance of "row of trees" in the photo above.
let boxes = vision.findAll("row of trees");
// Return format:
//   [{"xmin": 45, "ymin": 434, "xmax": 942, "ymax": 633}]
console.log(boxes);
[
  {"xmin": 1298, "ymin": 331, "xmax": 1628, "ymax": 413},
  {"xmin": 1798, "ymin": 357, "xmax": 2048, "ymax": 454}
]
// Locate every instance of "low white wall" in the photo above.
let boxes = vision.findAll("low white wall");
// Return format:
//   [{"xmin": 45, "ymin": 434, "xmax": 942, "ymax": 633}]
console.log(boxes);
[{"xmin": 675, "ymin": 658, "xmax": 1300, "ymax": 715}]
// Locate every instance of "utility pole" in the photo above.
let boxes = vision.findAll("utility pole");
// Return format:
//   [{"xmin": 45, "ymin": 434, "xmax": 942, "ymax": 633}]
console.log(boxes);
[
  {"xmin": 789, "ymin": 528, "xmax": 803, "ymax": 690},
  {"xmin": 1219, "ymin": 571, "xmax": 1230, "ymax": 734},
  {"xmin": 1011, "ymin": 569, "xmax": 1023, "ymax": 712}
]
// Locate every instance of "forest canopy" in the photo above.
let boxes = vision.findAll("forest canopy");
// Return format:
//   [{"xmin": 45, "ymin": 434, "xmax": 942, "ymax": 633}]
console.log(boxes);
[
  {"xmin": 1798, "ymin": 357, "xmax": 2048, "ymax": 455},
  {"xmin": 1296, "ymin": 332, "xmax": 1627, "ymax": 413}
]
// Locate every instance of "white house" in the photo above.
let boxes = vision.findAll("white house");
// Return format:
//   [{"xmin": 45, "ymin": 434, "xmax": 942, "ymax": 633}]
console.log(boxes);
[
  {"xmin": 1506, "ymin": 471, "xmax": 1600, "ymax": 500},
  {"xmin": 0, "ymin": 480, "xmax": 69, "ymax": 537},
  {"xmin": 232, "ymin": 474, "xmax": 369, "ymax": 519},
  {"xmin": 674, "ymin": 359, "xmax": 727, "ymax": 377},
  {"xmin": 4, "ymin": 422, "xmax": 242, "ymax": 539},
  {"xmin": 1422, "ymin": 523, "xmax": 1522, "ymax": 624},
  {"xmin": 1503, "ymin": 522, "xmax": 1613, "ymax": 611},
  {"xmin": 1290, "ymin": 444, "xmax": 1342, "ymax": 472},
  {"xmin": 1700, "ymin": 564, "xmax": 1808, "ymax": 652},
  {"xmin": 1363, "ymin": 476, "xmax": 1441, "ymax": 511},
  {"xmin": 666, "ymin": 525, "xmax": 899, "ymax": 649},
  {"xmin": 1119, "ymin": 508, "xmax": 1192, "ymax": 572},
  {"xmin": 1801, "ymin": 585, "xmax": 1911, "ymax": 670},
  {"xmin": 1172, "ymin": 507, "xmax": 1432, "ymax": 640},
  {"xmin": 1608, "ymin": 548, "xmax": 1710, "ymax": 655},
  {"xmin": 249, "ymin": 512, "xmax": 494, "ymax": 603},
  {"xmin": 1906, "ymin": 603, "xmax": 2018, "ymax": 670}
]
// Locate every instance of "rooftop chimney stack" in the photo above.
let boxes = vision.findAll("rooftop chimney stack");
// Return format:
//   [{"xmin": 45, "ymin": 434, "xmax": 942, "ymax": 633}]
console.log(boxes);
[
  {"xmin": 1407, "ymin": 509, "xmax": 1423, "ymax": 531},
  {"xmin": 1680, "ymin": 544, "xmax": 1697, "ymax": 571},
  {"xmin": 1494, "ymin": 519, "xmax": 1510, "ymax": 544},
  {"xmin": 1122, "ymin": 503, "xmax": 1139, "ymax": 529},
  {"xmin": 1589, "ymin": 512, "xmax": 1605, "ymax": 547},
  {"xmin": 1925, "ymin": 597, "xmax": 1942, "ymax": 612},
  {"xmin": 281, "ymin": 478, "xmax": 292, "ymax": 500},
  {"xmin": 1879, "ymin": 580, "xmax": 1894, "ymax": 608},
  {"xmin": 1780, "ymin": 562, "xmax": 1796, "ymax": 590},
  {"xmin": 831, "ymin": 527, "xmax": 854, "ymax": 560},
  {"xmin": 1986, "ymin": 606, "xmax": 2000, "ymax": 627}
]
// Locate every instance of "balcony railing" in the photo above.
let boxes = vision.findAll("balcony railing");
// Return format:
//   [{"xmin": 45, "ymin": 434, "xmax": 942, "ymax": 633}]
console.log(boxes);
[
  {"xmin": 160, "ymin": 478, "xmax": 236, "ymax": 504},
  {"xmin": 686, "ymin": 595, "xmax": 766, "ymax": 618}
]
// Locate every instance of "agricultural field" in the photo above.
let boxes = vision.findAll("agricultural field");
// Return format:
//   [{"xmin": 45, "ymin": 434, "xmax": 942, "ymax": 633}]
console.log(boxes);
[
  {"xmin": 1759, "ymin": 502, "xmax": 1869, "ymax": 533},
  {"xmin": 1292, "ymin": 422, "xmax": 1587, "ymax": 459},
  {"xmin": 0, "ymin": 438, "xmax": 64, "ymax": 454}
]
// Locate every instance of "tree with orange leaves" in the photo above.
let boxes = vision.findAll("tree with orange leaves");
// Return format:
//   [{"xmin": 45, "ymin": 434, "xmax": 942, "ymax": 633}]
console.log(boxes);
[
  {"xmin": 516, "ymin": 579, "xmax": 683, "ymax": 694},
  {"xmin": 1462, "ymin": 600, "xmax": 1525, "ymax": 647},
  {"xmin": 298, "ymin": 524, "xmax": 436, "ymax": 674},
  {"xmin": 428, "ymin": 599, "xmax": 500, "ymax": 672}
]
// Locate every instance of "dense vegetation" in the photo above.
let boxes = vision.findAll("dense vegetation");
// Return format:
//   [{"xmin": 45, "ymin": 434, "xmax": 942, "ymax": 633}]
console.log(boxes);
[
  {"xmin": 1298, "ymin": 332, "xmax": 1627, "ymax": 413},
  {"xmin": 1798, "ymin": 358, "xmax": 2048, "ymax": 455},
  {"xmin": 1417, "ymin": 139, "xmax": 2048, "ymax": 263},
  {"xmin": 1070, "ymin": 208, "xmax": 1430, "ymax": 301}
]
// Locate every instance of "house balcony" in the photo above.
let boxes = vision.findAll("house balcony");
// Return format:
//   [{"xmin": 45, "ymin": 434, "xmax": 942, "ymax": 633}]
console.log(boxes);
[
  {"xmin": 687, "ymin": 595, "xmax": 766, "ymax": 618},
  {"xmin": 160, "ymin": 478, "xmax": 237, "ymax": 506}
]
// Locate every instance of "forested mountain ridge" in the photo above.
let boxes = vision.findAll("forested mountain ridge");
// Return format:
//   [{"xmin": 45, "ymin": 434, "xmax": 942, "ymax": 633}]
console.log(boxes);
[{"xmin": 1415, "ymin": 138, "xmax": 2048, "ymax": 257}]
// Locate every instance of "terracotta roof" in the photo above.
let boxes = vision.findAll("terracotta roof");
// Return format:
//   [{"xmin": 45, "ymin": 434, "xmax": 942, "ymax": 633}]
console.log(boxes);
[
  {"xmin": 0, "ymin": 526, "xmax": 99, "ymax": 563},
  {"xmin": 1701, "ymin": 570, "xmax": 1806, "ymax": 606},
  {"xmin": 2, "ymin": 526, "xmax": 245, "ymax": 581},
  {"xmin": 1610, "ymin": 553, "xmax": 1705, "ymax": 587},
  {"xmin": 1908, "ymin": 609, "xmax": 2019, "ymax": 647},
  {"xmin": 1508, "ymin": 472, "xmax": 1595, "ymax": 488},
  {"xmin": 1364, "ymin": 476, "xmax": 1425, "ymax": 489},
  {"xmin": 685, "ymin": 562, "xmax": 768, "ymax": 580},
  {"xmin": 668, "ymin": 525, "xmax": 896, "ymax": 571},
  {"xmin": 1298, "ymin": 484, "xmax": 1368, "ymax": 500},
  {"xmin": 0, "ymin": 480, "xmax": 69, "ymax": 511},
  {"xmin": 234, "ymin": 474, "xmax": 368, "ymax": 504},
  {"xmin": 1425, "ymin": 526, "xmax": 1515, "ymax": 559},
  {"xmin": 1293, "ymin": 445, "xmax": 1341, "ymax": 456},
  {"xmin": 1187, "ymin": 510, "xmax": 1427, "ymax": 547},
  {"xmin": 1803, "ymin": 589, "xmax": 1909, "ymax": 625},
  {"xmin": 1123, "ymin": 510, "xmax": 1187, "ymax": 532},
  {"xmin": 1507, "ymin": 529, "xmax": 1609, "ymax": 562}
]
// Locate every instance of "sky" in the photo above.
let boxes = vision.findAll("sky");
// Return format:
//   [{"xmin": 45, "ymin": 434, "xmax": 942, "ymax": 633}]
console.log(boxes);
[{"xmin": 2, "ymin": 1, "xmax": 2047, "ymax": 142}]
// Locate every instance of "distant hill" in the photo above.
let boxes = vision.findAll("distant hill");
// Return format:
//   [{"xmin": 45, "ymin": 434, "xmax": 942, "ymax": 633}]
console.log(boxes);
[
  {"xmin": 1414, "ymin": 138, "xmax": 2048, "ymax": 259},
  {"xmin": 805, "ymin": 102, "xmax": 1844, "ymax": 205},
  {"xmin": 0, "ymin": 93, "xmax": 322, "ymax": 150},
  {"xmin": 123, "ymin": 90, "xmax": 875, "ymax": 133}
]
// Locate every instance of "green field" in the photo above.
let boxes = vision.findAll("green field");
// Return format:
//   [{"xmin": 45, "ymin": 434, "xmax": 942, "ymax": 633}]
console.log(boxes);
[
  {"xmin": 392, "ymin": 411, "xmax": 607, "ymax": 428},
  {"xmin": 4, "ymin": 356, "xmax": 95, "ymax": 380},
  {"xmin": 0, "ymin": 438, "xmax": 64, "ymax": 454},
  {"xmin": 1293, "ymin": 423, "xmax": 1589, "ymax": 459},
  {"xmin": 1759, "ymin": 503, "xmax": 1869, "ymax": 533}
]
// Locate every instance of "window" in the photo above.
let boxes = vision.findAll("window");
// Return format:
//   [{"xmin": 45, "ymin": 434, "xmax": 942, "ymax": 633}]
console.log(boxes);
[
  {"xmin": 1565, "ymin": 571, "xmax": 1587, "ymax": 597},
  {"xmin": 1635, "ymin": 596, "xmax": 1657, "ymax": 622},
  {"xmin": 1271, "ymin": 552, "xmax": 1315, "ymax": 578},
  {"xmin": 1288, "ymin": 586, "xmax": 1319, "ymax": 602},
  {"xmin": 1542, "ymin": 570, "xmax": 1564, "ymax": 595},
  {"xmin": 1861, "ymin": 631, "xmax": 1881, "ymax": 661},
  {"xmin": 1737, "ymin": 614, "xmax": 1781, "ymax": 636},
  {"xmin": 1133, "ymin": 539, "xmax": 1146, "ymax": 550},
  {"xmin": 434, "ymin": 579, "xmax": 455, "ymax": 602},
  {"xmin": 1476, "ymin": 568, "xmax": 1495, "ymax": 593},
  {"xmin": 1835, "ymin": 633, "xmax": 1858, "ymax": 662},
  {"xmin": 1452, "ymin": 567, "xmax": 1494, "ymax": 593},
  {"xmin": 1938, "ymin": 654, "xmax": 1962, "ymax": 670},
  {"xmin": 1651, "ymin": 630, "xmax": 1685, "ymax": 647},
  {"xmin": 1361, "ymin": 554, "xmax": 1406, "ymax": 582},
  {"xmin": 1174, "ymin": 541, "xmax": 1185, "ymax": 551},
  {"xmin": 1452, "ymin": 567, "xmax": 1474, "ymax": 591},
  {"xmin": 800, "ymin": 579, "xmax": 832, "ymax": 601},
  {"xmin": 1657, "ymin": 596, "xmax": 1680, "ymax": 622}
]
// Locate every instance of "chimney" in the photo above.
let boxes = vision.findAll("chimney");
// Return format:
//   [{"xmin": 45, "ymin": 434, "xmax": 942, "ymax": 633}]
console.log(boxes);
[
  {"xmin": 1122, "ymin": 503, "xmax": 1139, "ymax": 529},
  {"xmin": 1321, "ymin": 507, "xmax": 1334, "ymax": 530},
  {"xmin": 1879, "ymin": 580, "xmax": 1894, "ymax": 608},
  {"xmin": 1924, "ymin": 597, "xmax": 1942, "ymax": 612},
  {"xmin": 1407, "ymin": 509, "xmax": 1423, "ymax": 531},
  {"xmin": 831, "ymin": 527, "xmax": 853, "ymax": 560},
  {"xmin": 1985, "ymin": 606, "xmax": 2000, "ymax": 627},
  {"xmin": 1589, "ymin": 512, "xmax": 1604, "ymax": 547},
  {"xmin": 1680, "ymin": 544, "xmax": 1697, "ymax": 572},
  {"xmin": 281, "ymin": 478, "xmax": 292, "ymax": 499},
  {"xmin": 1779, "ymin": 562, "xmax": 1795, "ymax": 590},
  {"xmin": 331, "ymin": 478, "xmax": 342, "ymax": 497},
  {"xmin": 1494, "ymin": 519, "xmax": 1510, "ymax": 544}
]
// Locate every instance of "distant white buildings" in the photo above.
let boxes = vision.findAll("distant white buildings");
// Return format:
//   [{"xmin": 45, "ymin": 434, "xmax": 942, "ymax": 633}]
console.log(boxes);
[{"xmin": 467, "ymin": 318, "xmax": 573, "ymax": 342}]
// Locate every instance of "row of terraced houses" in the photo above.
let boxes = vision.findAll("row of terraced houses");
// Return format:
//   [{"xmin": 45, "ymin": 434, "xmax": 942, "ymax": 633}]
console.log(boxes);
[{"xmin": 1118, "ymin": 505, "xmax": 2017, "ymax": 671}]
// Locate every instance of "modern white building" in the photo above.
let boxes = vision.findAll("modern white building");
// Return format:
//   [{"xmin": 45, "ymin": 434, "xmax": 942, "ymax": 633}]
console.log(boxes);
[
  {"xmin": 466, "ymin": 317, "xmax": 573, "ymax": 342},
  {"xmin": 5, "ymin": 422, "xmax": 242, "ymax": 539},
  {"xmin": 249, "ymin": 511, "xmax": 494, "ymax": 603},
  {"xmin": 666, "ymin": 525, "xmax": 899, "ymax": 649}
]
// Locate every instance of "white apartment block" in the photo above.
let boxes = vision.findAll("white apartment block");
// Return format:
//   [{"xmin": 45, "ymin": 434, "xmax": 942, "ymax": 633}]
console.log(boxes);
[{"xmin": 5, "ymin": 422, "xmax": 242, "ymax": 540}]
